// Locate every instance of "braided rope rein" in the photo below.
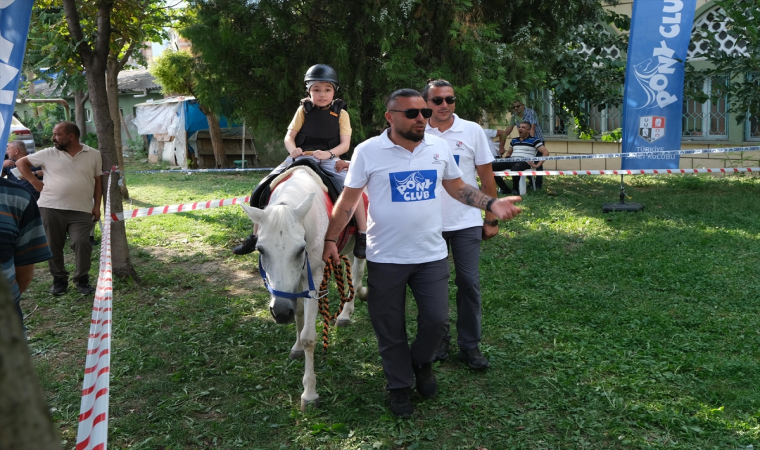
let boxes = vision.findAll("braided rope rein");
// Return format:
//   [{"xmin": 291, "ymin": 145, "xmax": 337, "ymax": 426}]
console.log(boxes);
[{"xmin": 318, "ymin": 255, "xmax": 354, "ymax": 352}]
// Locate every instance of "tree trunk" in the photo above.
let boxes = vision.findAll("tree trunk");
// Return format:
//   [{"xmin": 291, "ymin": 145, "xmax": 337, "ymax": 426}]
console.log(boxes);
[
  {"xmin": 0, "ymin": 280, "xmax": 62, "ymax": 450},
  {"xmin": 86, "ymin": 70, "xmax": 138, "ymax": 280},
  {"xmin": 74, "ymin": 90, "xmax": 87, "ymax": 138},
  {"xmin": 106, "ymin": 58, "xmax": 129, "ymax": 199},
  {"xmin": 199, "ymin": 104, "xmax": 225, "ymax": 168}
]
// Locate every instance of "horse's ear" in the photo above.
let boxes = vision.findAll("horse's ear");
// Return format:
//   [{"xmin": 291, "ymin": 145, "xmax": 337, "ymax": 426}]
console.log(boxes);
[
  {"xmin": 241, "ymin": 204, "xmax": 266, "ymax": 224},
  {"xmin": 293, "ymin": 193, "xmax": 315, "ymax": 222}
]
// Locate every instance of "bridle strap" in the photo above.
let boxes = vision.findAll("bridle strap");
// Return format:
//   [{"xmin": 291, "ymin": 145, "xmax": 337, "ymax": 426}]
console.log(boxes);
[{"xmin": 258, "ymin": 250, "xmax": 318, "ymax": 299}]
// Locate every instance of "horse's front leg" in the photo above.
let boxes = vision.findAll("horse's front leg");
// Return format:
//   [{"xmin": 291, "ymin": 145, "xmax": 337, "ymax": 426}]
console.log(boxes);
[
  {"xmin": 335, "ymin": 256, "xmax": 366, "ymax": 327},
  {"xmin": 289, "ymin": 298, "xmax": 305, "ymax": 359},
  {"xmin": 300, "ymin": 297, "xmax": 319, "ymax": 410}
]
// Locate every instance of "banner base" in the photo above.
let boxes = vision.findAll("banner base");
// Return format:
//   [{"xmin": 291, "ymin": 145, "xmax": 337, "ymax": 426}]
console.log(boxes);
[{"xmin": 602, "ymin": 202, "xmax": 644, "ymax": 213}]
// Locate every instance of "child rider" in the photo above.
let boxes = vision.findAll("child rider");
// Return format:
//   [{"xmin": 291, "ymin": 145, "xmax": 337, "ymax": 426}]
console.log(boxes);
[{"xmin": 232, "ymin": 64, "xmax": 367, "ymax": 258}]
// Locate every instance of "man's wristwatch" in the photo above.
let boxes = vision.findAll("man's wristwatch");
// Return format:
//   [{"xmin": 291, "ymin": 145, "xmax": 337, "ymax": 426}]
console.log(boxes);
[
  {"xmin": 484, "ymin": 219, "xmax": 499, "ymax": 227},
  {"xmin": 328, "ymin": 151, "xmax": 335, "ymax": 159}
]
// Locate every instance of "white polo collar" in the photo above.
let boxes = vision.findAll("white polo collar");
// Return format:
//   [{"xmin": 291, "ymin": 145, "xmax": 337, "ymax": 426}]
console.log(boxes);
[
  {"xmin": 425, "ymin": 113, "xmax": 464, "ymax": 134},
  {"xmin": 378, "ymin": 128, "xmax": 432, "ymax": 150}
]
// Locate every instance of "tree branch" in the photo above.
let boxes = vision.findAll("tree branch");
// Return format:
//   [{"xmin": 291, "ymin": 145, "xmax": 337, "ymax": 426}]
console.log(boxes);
[
  {"xmin": 61, "ymin": 0, "xmax": 93, "ymax": 66},
  {"xmin": 94, "ymin": 1, "xmax": 115, "ymax": 66},
  {"xmin": 118, "ymin": 40, "xmax": 139, "ymax": 70}
]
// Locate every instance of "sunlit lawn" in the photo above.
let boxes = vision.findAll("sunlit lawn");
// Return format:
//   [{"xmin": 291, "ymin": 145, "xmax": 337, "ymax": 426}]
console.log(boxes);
[{"xmin": 23, "ymin": 160, "xmax": 760, "ymax": 449}]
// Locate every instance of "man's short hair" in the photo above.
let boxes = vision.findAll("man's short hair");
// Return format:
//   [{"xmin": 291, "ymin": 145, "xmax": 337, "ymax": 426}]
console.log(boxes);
[
  {"xmin": 58, "ymin": 121, "xmax": 80, "ymax": 139},
  {"xmin": 520, "ymin": 121, "xmax": 532, "ymax": 128},
  {"xmin": 385, "ymin": 88, "xmax": 423, "ymax": 109},
  {"xmin": 421, "ymin": 78, "xmax": 453, "ymax": 100},
  {"xmin": 8, "ymin": 140, "xmax": 27, "ymax": 154}
]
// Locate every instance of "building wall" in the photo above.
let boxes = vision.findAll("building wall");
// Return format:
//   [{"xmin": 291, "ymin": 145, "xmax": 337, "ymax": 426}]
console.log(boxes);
[{"xmin": 509, "ymin": 0, "xmax": 759, "ymax": 171}]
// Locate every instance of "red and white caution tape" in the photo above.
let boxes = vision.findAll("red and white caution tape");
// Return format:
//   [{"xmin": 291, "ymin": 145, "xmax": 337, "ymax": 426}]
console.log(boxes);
[
  {"xmin": 110, "ymin": 195, "xmax": 251, "ymax": 221},
  {"xmin": 494, "ymin": 167, "xmax": 759, "ymax": 177},
  {"xmin": 76, "ymin": 172, "xmax": 114, "ymax": 450}
]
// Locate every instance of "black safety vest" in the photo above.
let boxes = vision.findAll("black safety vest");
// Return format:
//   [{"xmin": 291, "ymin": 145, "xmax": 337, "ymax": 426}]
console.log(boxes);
[{"xmin": 294, "ymin": 98, "xmax": 347, "ymax": 151}]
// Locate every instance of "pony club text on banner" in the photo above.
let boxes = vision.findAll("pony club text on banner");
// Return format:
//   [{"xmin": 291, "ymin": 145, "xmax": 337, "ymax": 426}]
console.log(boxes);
[
  {"xmin": 0, "ymin": 0, "xmax": 34, "ymax": 162},
  {"xmin": 621, "ymin": 0, "xmax": 697, "ymax": 170}
]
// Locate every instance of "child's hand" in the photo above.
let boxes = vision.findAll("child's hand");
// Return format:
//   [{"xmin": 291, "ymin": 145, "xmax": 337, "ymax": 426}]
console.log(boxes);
[
  {"xmin": 289, "ymin": 147, "xmax": 304, "ymax": 158},
  {"xmin": 313, "ymin": 150, "xmax": 332, "ymax": 160}
]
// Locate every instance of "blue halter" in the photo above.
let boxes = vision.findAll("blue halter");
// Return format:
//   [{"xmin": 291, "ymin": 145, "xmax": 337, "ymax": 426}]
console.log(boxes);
[{"xmin": 259, "ymin": 251, "xmax": 318, "ymax": 300}]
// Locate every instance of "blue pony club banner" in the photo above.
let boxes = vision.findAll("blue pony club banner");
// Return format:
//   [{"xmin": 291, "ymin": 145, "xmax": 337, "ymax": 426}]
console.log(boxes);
[
  {"xmin": 0, "ymin": 0, "xmax": 34, "ymax": 162},
  {"xmin": 621, "ymin": 0, "xmax": 697, "ymax": 170}
]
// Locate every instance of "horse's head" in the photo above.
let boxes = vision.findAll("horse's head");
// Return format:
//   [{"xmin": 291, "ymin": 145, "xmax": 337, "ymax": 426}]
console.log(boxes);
[{"xmin": 241, "ymin": 192, "xmax": 316, "ymax": 324}]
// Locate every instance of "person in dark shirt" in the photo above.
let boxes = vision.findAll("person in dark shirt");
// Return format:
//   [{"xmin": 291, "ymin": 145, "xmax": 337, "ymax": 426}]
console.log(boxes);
[{"xmin": 0, "ymin": 178, "xmax": 52, "ymax": 329}]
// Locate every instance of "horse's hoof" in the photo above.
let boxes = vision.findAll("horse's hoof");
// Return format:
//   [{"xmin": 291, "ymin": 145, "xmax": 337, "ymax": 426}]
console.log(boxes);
[
  {"xmin": 336, "ymin": 319, "xmax": 350, "ymax": 328},
  {"xmin": 357, "ymin": 287, "xmax": 368, "ymax": 301},
  {"xmin": 301, "ymin": 397, "xmax": 319, "ymax": 411},
  {"xmin": 289, "ymin": 350, "xmax": 305, "ymax": 359}
]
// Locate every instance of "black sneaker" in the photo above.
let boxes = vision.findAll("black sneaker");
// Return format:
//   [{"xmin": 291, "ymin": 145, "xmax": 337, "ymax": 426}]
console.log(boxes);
[
  {"xmin": 232, "ymin": 233, "xmax": 258, "ymax": 255},
  {"xmin": 353, "ymin": 233, "xmax": 366, "ymax": 259},
  {"xmin": 388, "ymin": 388, "xmax": 414, "ymax": 418},
  {"xmin": 459, "ymin": 347, "xmax": 489, "ymax": 370},
  {"xmin": 412, "ymin": 363, "xmax": 437, "ymax": 399},
  {"xmin": 76, "ymin": 284, "xmax": 96, "ymax": 295},
  {"xmin": 50, "ymin": 277, "xmax": 68, "ymax": 296},
  {"xmin": 510, "ymin": 189, "xmax": 520, "ymax": 196},
  {"xmin": 432, "ymin": 337, "xmax": 450, "ymax": 362}
]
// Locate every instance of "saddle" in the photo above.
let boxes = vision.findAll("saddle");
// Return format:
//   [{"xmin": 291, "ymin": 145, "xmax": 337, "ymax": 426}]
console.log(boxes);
[
  {"xmin": 250, "ymin": 158, "xmax": 343, "ymax": 209},
  {"xmin": 253, "ymin": 159, "xmax": 364, "ymax": 253}
]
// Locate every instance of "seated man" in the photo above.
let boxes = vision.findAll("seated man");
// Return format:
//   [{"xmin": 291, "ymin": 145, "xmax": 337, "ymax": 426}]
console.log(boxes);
[
  {"xmin": 2, "ymin": 141, "xmax": 42, "ymax": 200},
  {"xmin": 502, "ymin": 121, "xmax": 549, "ymax": 195}
]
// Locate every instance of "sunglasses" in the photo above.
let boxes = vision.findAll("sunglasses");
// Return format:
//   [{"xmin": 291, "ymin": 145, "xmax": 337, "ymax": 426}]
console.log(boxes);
[
  {"xmin": 512, "ymin": 105, "xmax": 522, "ymax": 110},
  {"xmin": 430, "ymin": 96, "xmax": 457, "ymax": 106},
  {"xmin": 388, "ymin": 108, "xmax": 433, "ymax": 119}
]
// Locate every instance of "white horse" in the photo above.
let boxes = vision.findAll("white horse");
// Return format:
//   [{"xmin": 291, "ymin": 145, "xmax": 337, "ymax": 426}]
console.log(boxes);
[{"xmin": 240, "ymin": 166, "xmax": 367, "ymax": 410}]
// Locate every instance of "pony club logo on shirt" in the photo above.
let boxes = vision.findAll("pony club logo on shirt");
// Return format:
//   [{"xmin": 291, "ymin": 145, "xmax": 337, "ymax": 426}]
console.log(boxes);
[{"xmin": 389, "ymin": 170, "xmax": 437, "ymax": 202}]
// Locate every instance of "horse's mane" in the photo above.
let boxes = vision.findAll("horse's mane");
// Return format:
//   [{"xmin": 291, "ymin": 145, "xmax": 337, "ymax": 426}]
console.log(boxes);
[{"xmin": 265, "ymin": 168, "xmax": 328, "ymax": 230}]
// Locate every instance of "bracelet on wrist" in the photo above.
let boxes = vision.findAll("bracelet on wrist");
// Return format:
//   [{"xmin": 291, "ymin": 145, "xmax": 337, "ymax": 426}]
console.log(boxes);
[
  {"xmin": 485, "ymin": 198, "xmax": 496, "ymax": 213},
  {"xmin": 324, "ymin": 238, "xmax": 337, "ymax": 243}
]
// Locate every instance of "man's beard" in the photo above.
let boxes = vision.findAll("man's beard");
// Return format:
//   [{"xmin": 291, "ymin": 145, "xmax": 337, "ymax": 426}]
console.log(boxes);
[
  {"xmin": 54, "ymin": 141, "xmax": 67, "ymax": 151},
  {"xmin": 397, "ymin": 127, "xmax": 424, "ymax": 143}
]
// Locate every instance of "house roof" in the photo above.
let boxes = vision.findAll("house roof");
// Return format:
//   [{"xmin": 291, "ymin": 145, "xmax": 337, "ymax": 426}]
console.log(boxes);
[{"xmin": 28, "ymin": 68, "xmax": 162, "ymax": 98}]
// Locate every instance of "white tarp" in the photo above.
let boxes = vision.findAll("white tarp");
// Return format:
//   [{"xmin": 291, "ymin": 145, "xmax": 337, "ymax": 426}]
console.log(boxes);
[
  {"xmin": 134, "ymin": 97, "xmax": 190, "ymax": 168},
  {"xmin": 133, "ymin": 101, "xmax": 182, "ymax": 136}
]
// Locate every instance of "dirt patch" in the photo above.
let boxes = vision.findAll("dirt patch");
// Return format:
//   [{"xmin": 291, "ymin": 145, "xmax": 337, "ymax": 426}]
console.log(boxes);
[{"xmin": 136, "ymin": 246, "xmax": 263, "ymax": 292}]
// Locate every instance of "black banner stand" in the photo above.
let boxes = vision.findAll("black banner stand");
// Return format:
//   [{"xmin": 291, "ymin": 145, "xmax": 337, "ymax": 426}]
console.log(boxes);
[{"xmin": 602, "ymin": 175, "xmax": 644, "ymax": 212}]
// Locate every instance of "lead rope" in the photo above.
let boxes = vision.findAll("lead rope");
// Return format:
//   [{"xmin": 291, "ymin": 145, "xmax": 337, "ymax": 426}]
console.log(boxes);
[{"xmin": 318, "ymin": 255, "xmax": 354, "ymax": 352}]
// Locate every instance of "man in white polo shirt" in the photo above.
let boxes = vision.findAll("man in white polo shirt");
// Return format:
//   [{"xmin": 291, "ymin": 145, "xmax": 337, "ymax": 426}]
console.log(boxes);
[
  {"xmin": 322, "ymin": 89, "xmax": 522, "ymax": 418},
  {"xmin": 423, "ymin": 79, "xmax": 503, "ymax": 370},
  {"xmin": 16, "ymin": 122, "xmax": 102, "ymax": 296}
]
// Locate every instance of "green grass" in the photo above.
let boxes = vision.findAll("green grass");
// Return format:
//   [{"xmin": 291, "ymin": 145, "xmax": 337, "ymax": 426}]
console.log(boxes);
[{"xmin": 22, "ymin": 161, "xmax": 760, "ymax": 449}]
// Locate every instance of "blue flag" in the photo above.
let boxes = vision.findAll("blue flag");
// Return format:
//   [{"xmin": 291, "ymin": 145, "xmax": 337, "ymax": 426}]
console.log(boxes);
[
  {"xmin": 0, "ymin": 0, "xmax": 34, "ymax": 162},
  {"xmin": 621, "ymin": 0, "xmax": 696, "ymax": 170}
]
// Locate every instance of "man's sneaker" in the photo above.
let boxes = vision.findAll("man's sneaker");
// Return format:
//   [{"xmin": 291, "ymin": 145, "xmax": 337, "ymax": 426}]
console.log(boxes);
[
  {"xmin": 388, "ymin": 388, "xmax": 414, "ymax": 418},
  {"xmin": 50, "ymin": 277, "xmax": 68, "ymax": 296},
  {"xmin": 432, "ymin": 338, "xmax": 450, "ymax": 362},
  {"xmin": 232, "ymin": 233, "xmax": 258, "ymax": 255},
  {"xmin": 459, "ymin": 347, "xmax": 489, "ymax": 370},
  {"xmin": 76, "ymin": 284, "xmax": 96, "ymax": 295},
  {"xmin": 412, "ymin": 363, "xmax": 437, "ymax": 399},
  {"xmin": 353, "ymin": 233, "xmax": 366, "ymax": 259}
]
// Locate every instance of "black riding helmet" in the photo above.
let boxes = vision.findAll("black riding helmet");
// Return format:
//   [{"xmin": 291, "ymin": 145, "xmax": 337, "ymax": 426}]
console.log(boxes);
[{"xmin": 304, "ymin": 64, "xmax": 339, "ymax": 91}]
